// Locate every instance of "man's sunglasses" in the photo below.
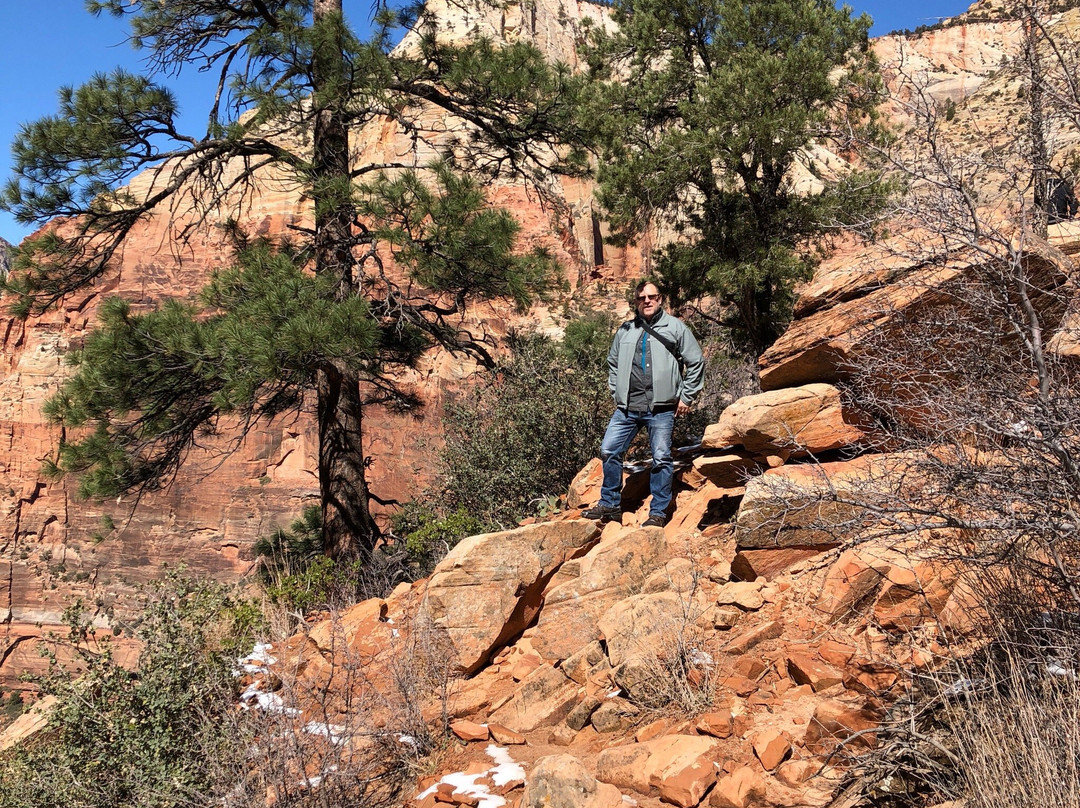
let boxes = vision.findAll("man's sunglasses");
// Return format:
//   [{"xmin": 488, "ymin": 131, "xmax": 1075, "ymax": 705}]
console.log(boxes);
[{"xmin": 636, "ymin": 294, "xmax": 661, "ymax": 302}]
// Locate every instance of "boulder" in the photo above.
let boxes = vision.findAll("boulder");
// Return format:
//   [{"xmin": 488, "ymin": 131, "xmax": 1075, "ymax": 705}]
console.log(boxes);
[
  {"xmin": 803, "ymin": 698, "xmax": 885, "ymax": 753},
  {"xmin": 757, "ymin": 262, "xmax": 966, "ymax": 391},
  {"xmin": 709, "ymin": 765, "xmax": 768, "ymax": 808},
  {"xmin": 716, "ymin": 581, "xmax": 766, "ymax": 611},
  {"xmin": 814, "ymin": 548, "xmax": 890, "ymax": 621},
  {"xmin": 488, "ymin": 663, "xmax": 581, "ymax": 733},
  {"xmin": 752, "ymin": 729, "xmax": 792, "ymax": 771},
  {"xmin": 599, "ymin": 591, "xmax": 704, "ymax": 669},
  {"xmin": 723, "ymin": 621, "xmax": 783, "ymax": 655},
  {"xmin": 0, "ymin": 695, "xmax": 56, "ymax": 751},
  {"xmin": 643, "ymin": 558, "xmax": 697, "ymax": 594},
  {"xmin": 735, "ymin": 455, "xmax": 908, "ymax": 550},
  {"xmin": 696, "ymin": 710, "xmax": 734, "ymax": 739},
  {"xmin": 591, "ymin": 698, "xmax": 639, "ymax": 733},
  {"xmin": 730, "ymin": 548, "xmax": 826, "ymax": 581},
  {"xmin": 565, "ymin": 694, "xmax": 602, "ymax": 731},
  {"xmin": 704, "ymin": 384, "xmax": 870, "ymax": 457},
  {"xmin": 712, "ymin": 605, "xmax": 743, "ymax": 630},
  {"xmin": 423, "ymin": 520, "xmax": 600, "ymax": 673},
  {"xmin": 596, "ymin": 735, "xmax": 721, "ymax": 807},
  {"xmin": 561, "ymin": 640, "xmax": 608, "ymax": 685},
  {"xmin": 873, "ymin": 558, "xmax": 959, "ymax": 631},
  {"xmin": 450, "ymin": 720, "xmax": 489, "ymax": 742},
  {"xmin": 488, "ymin": 723, "xmax": 526, "ymax": 745},
  {"xmin": 689, "ymin": 452, "xmax": 761, "ymax": 488},
  {"xmin": 521, "ymin": 754, "xmax": 625, "ymax": 808},
  {"xmin": 307, "ymin": 597, "xmax": 388, "ymax": 656},
  {"xmin": 665, "ymin": 482, "xmax": 742, "ymax": 537},
  {"xmin": 567, "ymin": 458, "xmax": 603, "ymax": 509},
  {"xmin": 531, "ymin": 526, "xmax": 666, "ymax": 661},
  {"xmin": 785, "ymin": 652, "xmax": 844, "ymax": 692}
]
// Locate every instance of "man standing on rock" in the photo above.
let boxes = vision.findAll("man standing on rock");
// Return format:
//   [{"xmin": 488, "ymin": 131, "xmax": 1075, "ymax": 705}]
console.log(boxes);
[{"xmin": 583, "ymin": 280, "xmax": 705, "ymax": 527}]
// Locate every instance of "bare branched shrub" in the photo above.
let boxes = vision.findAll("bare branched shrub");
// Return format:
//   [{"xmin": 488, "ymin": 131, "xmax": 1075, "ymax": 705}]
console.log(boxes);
[
  {"xmin": 616, "ymin": 564, "xmax": 722, "ymax": 715},
  {"xmin": 794, "ymin": 11, "xmax": 1080, "ymax": 801},
  {"xmin": 238, "ymin": 607, "xmax": 459, "ymax": 807}
]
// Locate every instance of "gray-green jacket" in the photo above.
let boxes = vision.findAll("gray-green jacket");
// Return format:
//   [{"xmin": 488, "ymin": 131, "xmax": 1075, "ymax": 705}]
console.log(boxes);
[{"xmin": 607, "ymin": 310, "xmax": 705, "ymax": 409}]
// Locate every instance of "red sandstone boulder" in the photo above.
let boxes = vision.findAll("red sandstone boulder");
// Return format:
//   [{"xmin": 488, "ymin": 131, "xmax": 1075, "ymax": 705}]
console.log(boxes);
[
  {"xmin": 521, "ymin": 754, "xmax": 624, "ymax": 808},
  {"xmin": 596, "ymin": 735, "xmax": 720, "ymax": 807},
  {"xmin": 709, "ymin": 765, "xmax": 767, "ymax": 808},
  {"xmin": 730, "ymin": 548, "xmax": 825, "ymax": 581},
  {"xmin": 704, "ymin": 384, "xmax": 870, "ymax": 457},
  {"xmin": 803, "ymin": 698, "xmax": 885, "ymax": 753},
  {"xmin": 531, "ymin": 525, "xmax": 667, "ymax": 661},
  {"xmin": 752, "ymin": 729, "xmax": 792, "ymax": 771},
  {"xmin": 873, "ymin": 558, "xmax": 959, "ymax": 632},
  {"xmin": 688, "ymin": 452, "xmax": 761, "ymax": 488},
  {"xmin": 723, "ymin": 620, "xmax": 784, "ymax": 655},
  {"xmin": 758, "ymin": 262, "xmax": 966, "ymax": 391},
  {"xmin": 422, "ymin": 520, "xmax": 600, "ymax": 673},
  {"xmin": 487, "ymin": 663, "xmax": 580, "ymax": 733},
  {"xmin": 814, "ymin": 548, "xmax": 889, "ymax": 621},
  {"xmin": 785, "ymin": 652, "xmax": 844, "ymax": 692}
]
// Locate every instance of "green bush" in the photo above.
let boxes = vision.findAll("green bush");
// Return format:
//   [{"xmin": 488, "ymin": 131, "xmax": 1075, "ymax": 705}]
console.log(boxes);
[
  {"xmin": 0, "ymin": 571, "xmax": 263, "ymax": 808},
  {"xmin": 253, "ymin": 504, "xmax": 323, "ymax": 581},
  {"xmin": 257, "ymin": 505, "xmax": 417, "ymax": 612},
  {"xmin": 263, "ymin": 554, "xmax": 370, "ymax": 614},
  {"xmin": 438, "ymin": 312, "xmax": 614, "ymax": 526},
  {"xmin": 389, "ymin": 502, "xmax": 491, "ymax": 575}
]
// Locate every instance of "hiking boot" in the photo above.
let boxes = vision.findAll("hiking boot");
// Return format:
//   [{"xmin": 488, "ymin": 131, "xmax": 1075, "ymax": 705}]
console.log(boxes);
[
  {"xmin": 643, "ymin": 514, "xmax": 667, "ymax": 528},
  {"xmin": 582, "ymin": 504, "xmax": 621, "ymax": 523}
]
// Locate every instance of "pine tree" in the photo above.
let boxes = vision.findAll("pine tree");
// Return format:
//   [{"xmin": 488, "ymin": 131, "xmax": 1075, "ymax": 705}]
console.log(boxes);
[
  {"xmin": 2, "ymin": 0, "xmax": 582, "ymax": 559},
  {"xmin": 579, "ymin": 0, "xmax": 889, "ymax": 353}
]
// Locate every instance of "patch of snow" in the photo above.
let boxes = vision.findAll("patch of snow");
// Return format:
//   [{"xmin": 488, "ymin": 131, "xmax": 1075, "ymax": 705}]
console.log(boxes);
[
  {"xmin": 942, "ymin": 676, "xmax": 985, "ymax": 697},
  {"xmin": 605, "ymin": 689, "xmax": 622, "ymax": 699},
  {"xmin": 1046, "ymin": 661, "xmax": 1077, "ymax": 678},
  {"xmin": 414, "ymin": 745, "xmax": 525, "ymax": 808},
  {"xmin": 303, "ymin": 721, "xmax": 348, "ymax": 745},
  {"xmin": 689, "ymin": 649, "xmax": 714, "ymax": 667},
  {"xmin": 236, "ymin": 641, "xmax": 277, "ymax": 675},
  {"xmin": 398, "ymin": 734, "xmax": 418, "ymax": 748},
  {"xmin": 241, "ymin": 689, "xmax": 301, "ymax": 717},
  {"xmin": 486, "ymin": 745, "xmax": 525, "ymax": 786}
]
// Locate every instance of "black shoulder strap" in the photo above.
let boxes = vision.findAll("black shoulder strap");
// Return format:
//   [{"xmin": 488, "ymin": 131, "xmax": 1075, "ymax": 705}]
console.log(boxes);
[{"xmin": 638, "ymin": 318, "xmax": 683, "ymax": 365}]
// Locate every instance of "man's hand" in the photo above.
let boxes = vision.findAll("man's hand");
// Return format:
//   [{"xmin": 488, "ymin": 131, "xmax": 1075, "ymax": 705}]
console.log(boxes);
[{"xmin": 676, "ymin": 400, "xmax": 692, "ymax": 417}]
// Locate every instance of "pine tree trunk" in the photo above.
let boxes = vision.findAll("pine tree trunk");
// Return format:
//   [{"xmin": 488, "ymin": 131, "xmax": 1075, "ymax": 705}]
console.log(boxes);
[
  {"xmin": 312, "ymin": 0, "xmax": 380, "ymax": 559},
  {"xmin": 317, "ymin": 363, "xmax": 379, "ymax": 560}
]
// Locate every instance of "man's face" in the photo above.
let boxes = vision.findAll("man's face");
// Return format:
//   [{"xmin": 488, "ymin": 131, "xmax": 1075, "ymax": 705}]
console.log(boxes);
[{"xmin": 635, "ymin": 283, "xmax": 663, "ymax": 319}]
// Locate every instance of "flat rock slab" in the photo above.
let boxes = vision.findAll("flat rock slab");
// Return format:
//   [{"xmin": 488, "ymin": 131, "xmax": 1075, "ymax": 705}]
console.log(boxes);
[
  {"xmin": 423, "ymin": 520, "xmax": 600, "ymax": 673},
  {"xmin": 488, "ymin": 663, "xmax": 580, "ymax": 733}
]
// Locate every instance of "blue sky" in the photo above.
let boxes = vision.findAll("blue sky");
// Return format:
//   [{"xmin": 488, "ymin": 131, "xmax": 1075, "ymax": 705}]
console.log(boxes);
[{"xmin": 0, "ymin": 0, "xmax": 972, "ymax": 245}]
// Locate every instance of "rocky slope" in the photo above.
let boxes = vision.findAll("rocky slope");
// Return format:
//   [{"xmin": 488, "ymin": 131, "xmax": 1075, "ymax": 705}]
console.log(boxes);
[
  {"xmin": 214, "ymin": 224, "xmax": 1076, "ymax": 808},
  {"xmin": 0, "ymin": 0, "xmax": 1072, "ymax": 687}
]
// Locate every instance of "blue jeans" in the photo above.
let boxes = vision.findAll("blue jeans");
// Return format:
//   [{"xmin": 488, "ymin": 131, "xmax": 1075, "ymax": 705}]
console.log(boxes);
[{"xmin": 598, "ymin": 407, "xmax": 675, "ymax": 517}]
